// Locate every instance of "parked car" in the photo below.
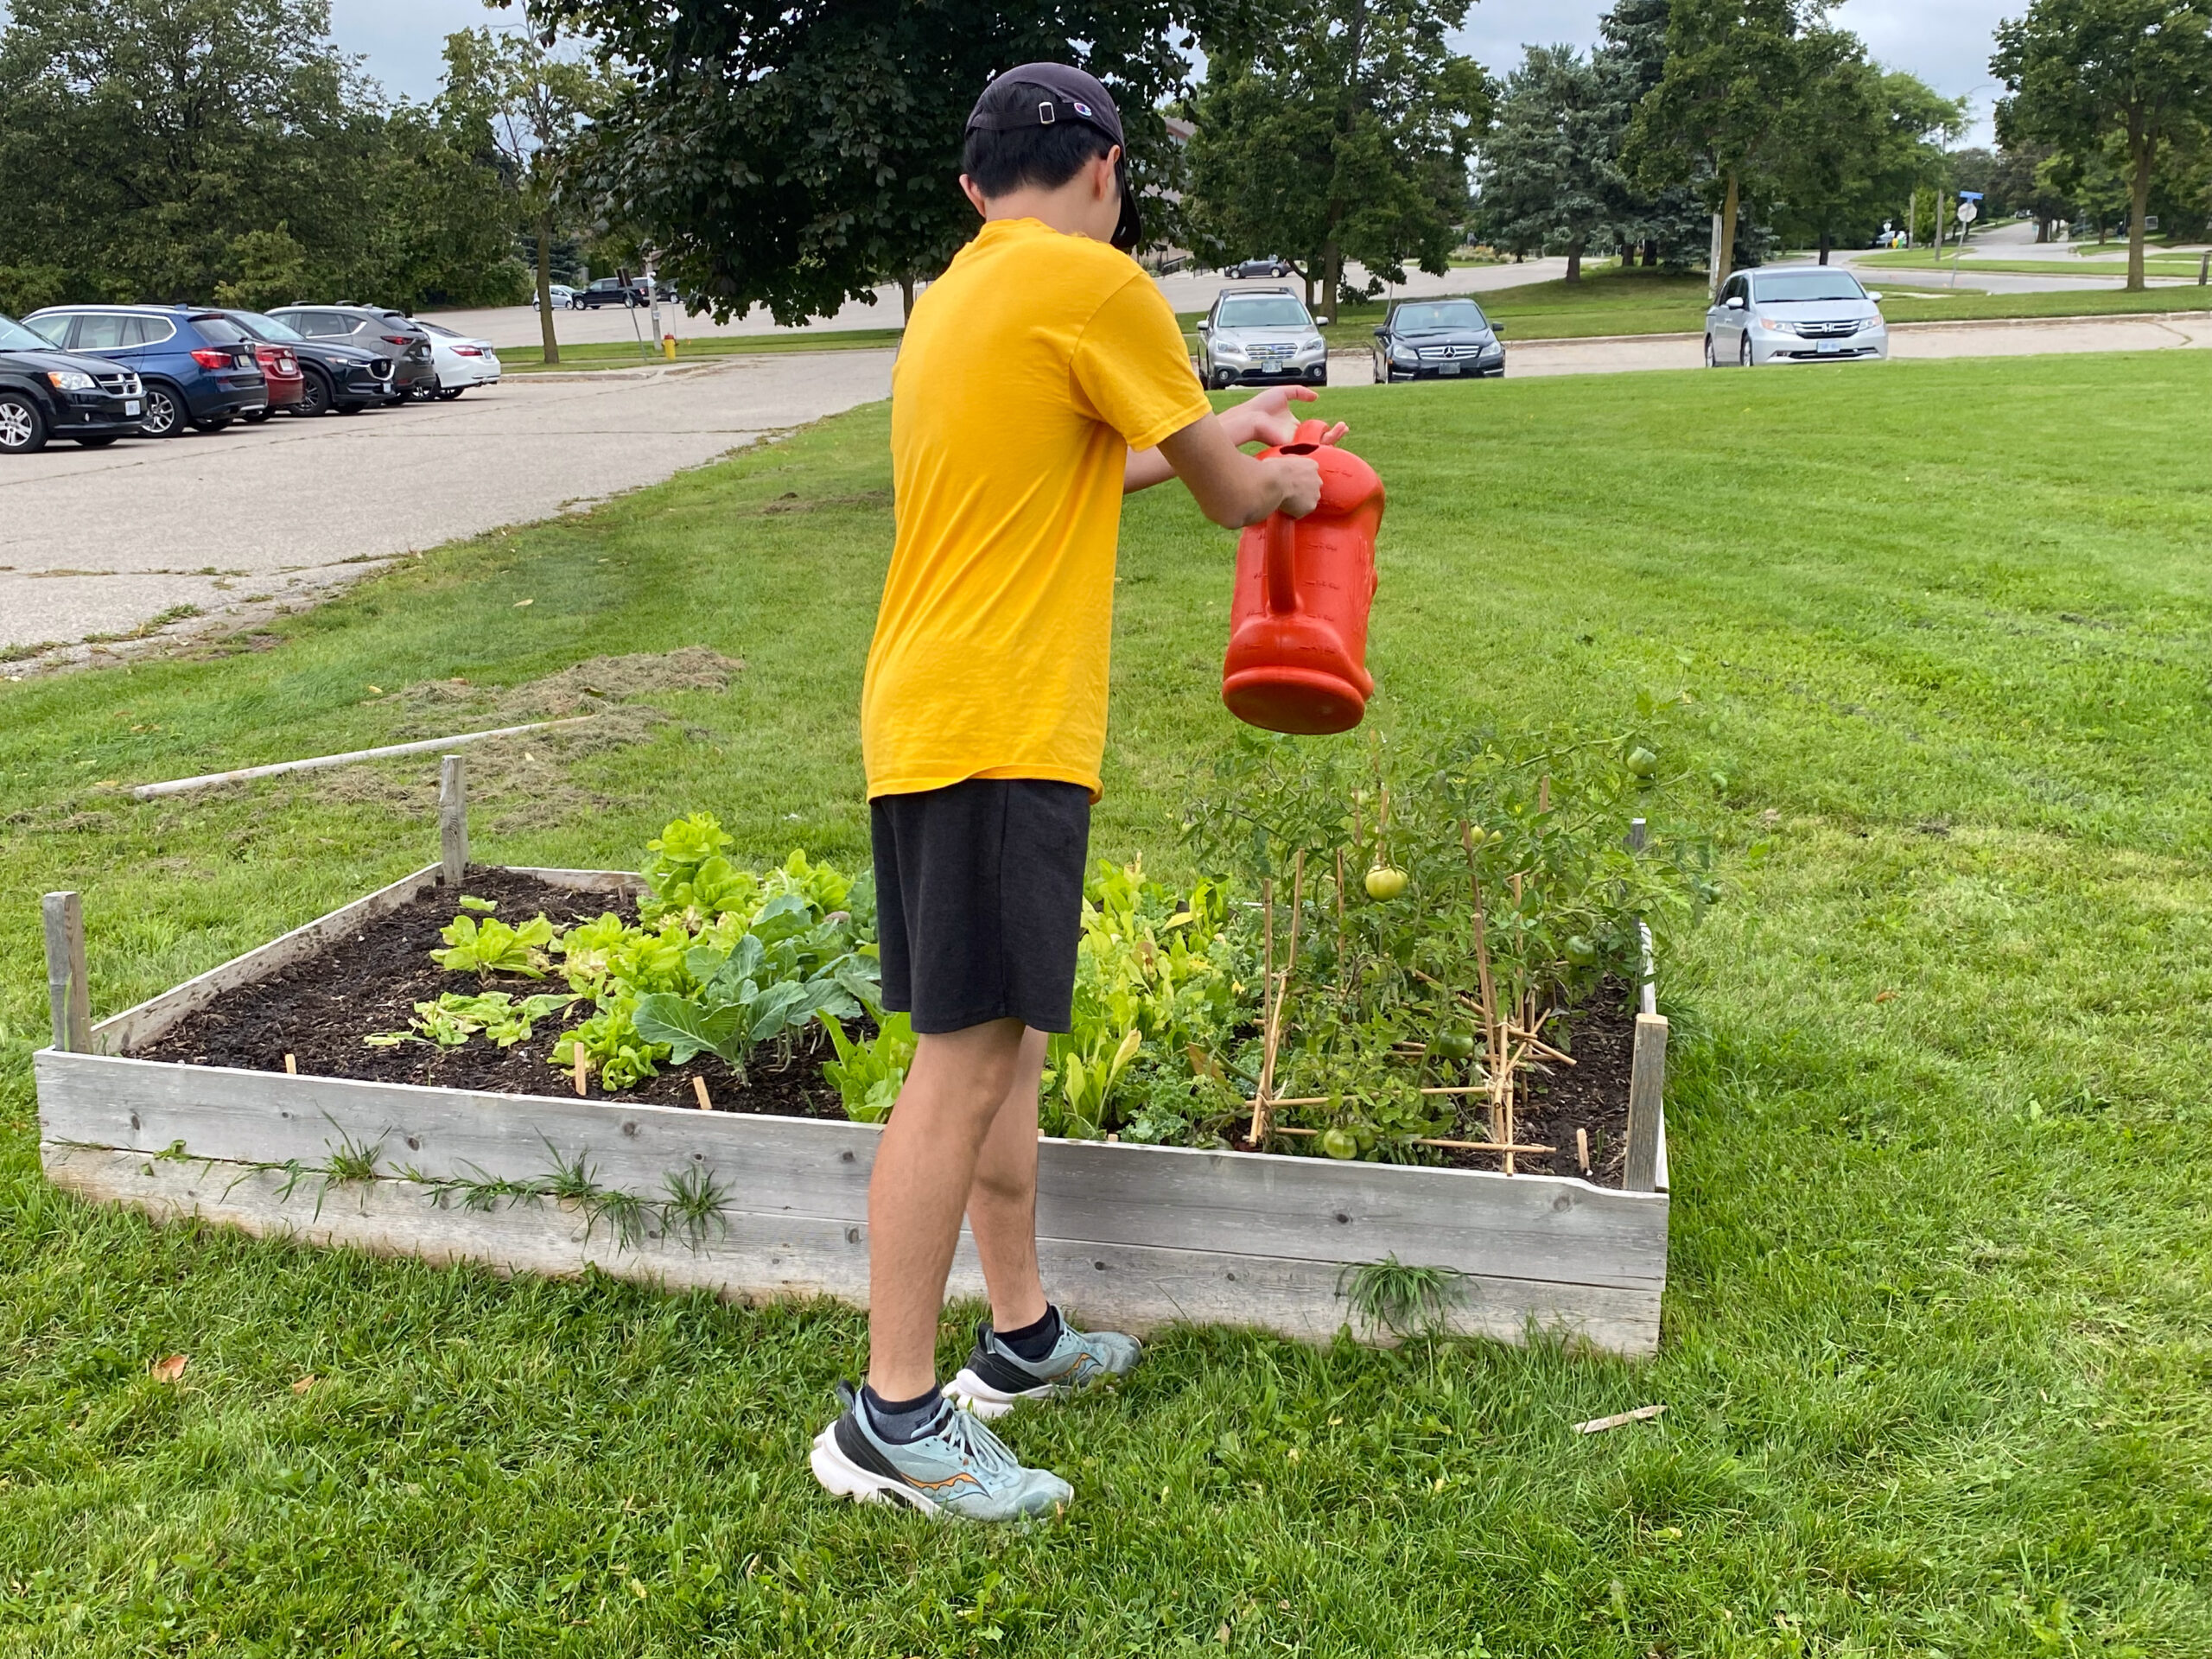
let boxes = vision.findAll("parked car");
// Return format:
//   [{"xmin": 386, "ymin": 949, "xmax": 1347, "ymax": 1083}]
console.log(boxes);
[
  {"xmin": 417, "ymin": 321, "xmax": 502, "ymax": 397},
  {"xmin": 1228, "ymin": 256, "xmax": 1294, "ymax": 278},
  {"xmin": 219, "ymin": 309, "xmax": 392, "ymax": 416},
  {"xmin": 1194, "ymin": 286, "xmax": 1328, "ymax": 389},
  {"xmin": 1705, "ymin": 267, "xmax": 1888, "ymax": 367},
  {"xmin": 573, "ymin": 276, "xmax": 647, "ymax": 308},
  {"xmin": 1370, "ymin": 296, "xmax": 1506, "ymax": 382},
  {"xmin": 536, "ymin": 284, "xmax": 578, "ymax": 308},
  {"xmin": 238, "ymin": 336, "xmax": 302, "ymax": 420},
  {"xmin": 0, "ymin": 311, "xmax": 148, "ymax": 453},
  {"xmin": 23, "ymin": 304, "xmax": 266, "ymax": 436},
  {"xmin": 264, "ymin": 304, "xmax": 437, "ymax": 399}
]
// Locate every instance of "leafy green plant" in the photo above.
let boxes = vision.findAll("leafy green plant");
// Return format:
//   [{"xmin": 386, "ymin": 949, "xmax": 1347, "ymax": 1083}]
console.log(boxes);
[
  {"xmin": 365, "ymin": 991, "xmax": 576, "ymax": 1050},
  {"xmin": 431, "ymin": 912, "xmax": 556, "ymax": 981},
  {"xmin": 822, "ymin": 1013, "xmax": 916, "ymax": 1122},
  {"xmin": 630, "ymin": 919, "xmax": 880, "ymax": 1081}
]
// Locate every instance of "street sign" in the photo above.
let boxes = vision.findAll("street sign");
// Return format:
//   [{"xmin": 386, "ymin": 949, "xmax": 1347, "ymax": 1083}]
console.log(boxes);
[
  {"xmin": 1956, "ymin": 200, "xmax": 1979, "ymax": 225},
  {"xmin": 1958, "ymin": 190, "xmax": 1984, "ymax": 200}
]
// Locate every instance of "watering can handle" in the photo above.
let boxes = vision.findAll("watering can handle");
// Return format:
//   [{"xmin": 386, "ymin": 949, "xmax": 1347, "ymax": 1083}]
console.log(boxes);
[{"xmin": 1264, "ymin": 512, "xmax": 1299, "ymax": 614}]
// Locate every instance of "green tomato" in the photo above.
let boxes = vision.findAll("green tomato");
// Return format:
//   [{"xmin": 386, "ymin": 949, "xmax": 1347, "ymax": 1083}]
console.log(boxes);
[
  {"xmin": 1433, "ymin": 1027, "xmax": 1478, "ymax": 1062},
  {"xmin": 1363, "ymin": 865, "xmax": 1408, "ymax": 900},
  {"xmin": 1321, "ymin": 1127, "xmax": 1359, "ymax": 1160},
  {"xmin": 1566, "ymin": 935, "xmax": 1598, "ymax": 967},
  {"xmin": 1625, "ymin": 746, "xmax": 1659, "ymax": 779}
]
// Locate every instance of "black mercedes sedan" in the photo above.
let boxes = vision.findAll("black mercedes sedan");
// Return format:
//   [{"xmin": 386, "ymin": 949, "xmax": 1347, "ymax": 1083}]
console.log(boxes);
[
  {"xmin": 0, "ymin": 311, "xmax": 148, "ymax": 454},
  {"xmin": 1370, "ymin": 296, "xmax": 1507, "ymax": 383}
]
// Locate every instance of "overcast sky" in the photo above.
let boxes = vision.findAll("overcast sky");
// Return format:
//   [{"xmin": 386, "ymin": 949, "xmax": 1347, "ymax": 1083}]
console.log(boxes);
[{"xmin": 334, "ymin": 0, "xmax": 2012, "ymax": 143}]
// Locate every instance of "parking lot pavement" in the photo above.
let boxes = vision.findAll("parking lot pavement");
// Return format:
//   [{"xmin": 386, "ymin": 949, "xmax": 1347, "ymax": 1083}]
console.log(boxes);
[
  {"xmin": 0, "ymin": 351, "xmax": 894, "ymax": 656},
  {"xmin": 429, "ymin": 259, "xmax": 1577, "ymax": 351}
]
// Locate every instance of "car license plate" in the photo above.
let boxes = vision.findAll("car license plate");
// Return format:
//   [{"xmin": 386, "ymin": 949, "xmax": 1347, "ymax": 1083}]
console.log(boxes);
[
  {"xmin": 125, "ymin": 399, "xmax": 141, "ymax": 416},
  {"xmin": 1440, "ymin": 361, "xmax": 1460, "ymax": 376},
  {"xmin": 1818, "ymin": 338, "xmax": 1840, "ymax": 354}
]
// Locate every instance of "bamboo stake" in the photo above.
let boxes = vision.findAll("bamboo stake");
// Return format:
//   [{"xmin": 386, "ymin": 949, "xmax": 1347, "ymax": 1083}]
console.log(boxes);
[
  {"xmin": 1538, "ymin": 773, "xmax": 1550, "ymax": 814},
  {"xmin": 1250, "ymin": 877, "xmax": 1278, "ymax": 1145},
  {"xmin": 1266, "ymin": 1124, "xmax": 1554, "ymax": 1154},
  {"xmin": 1251, "ymin": 852, "xmax": 1306, "ymax": 1146}
]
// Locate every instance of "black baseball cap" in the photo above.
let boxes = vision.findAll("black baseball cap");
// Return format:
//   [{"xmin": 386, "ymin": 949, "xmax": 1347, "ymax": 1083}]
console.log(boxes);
[{"xmin": 965, "ymin": 62, "xmax": 1142, "ymax": 254}]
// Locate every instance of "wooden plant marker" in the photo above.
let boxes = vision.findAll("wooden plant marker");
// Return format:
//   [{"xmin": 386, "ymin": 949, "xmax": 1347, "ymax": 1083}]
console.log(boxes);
[
  {"xmin": 573, "ymin": 1047, "xmax": 589, "ymax": 1097},
  {"xmin": 283, "ymin": 1053, "xmax": 297, "ymax": 1076},
  {"xmin": 1576, "ymin": 1126, "xmax": 1590, "ymax": 1174},
  {"xmin": 691, "ymin": 1075, "xmax": 712, "ymax": 1111}
]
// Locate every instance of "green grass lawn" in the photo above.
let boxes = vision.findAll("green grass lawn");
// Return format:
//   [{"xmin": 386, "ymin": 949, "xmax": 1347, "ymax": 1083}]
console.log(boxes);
[
  {"xmin": 7, "ymin": 353, "xmax": 2212, "ymax": 1656},
  {"xmin": 501, "ymin": 328, "xmax": 906, "ymax": 372}
]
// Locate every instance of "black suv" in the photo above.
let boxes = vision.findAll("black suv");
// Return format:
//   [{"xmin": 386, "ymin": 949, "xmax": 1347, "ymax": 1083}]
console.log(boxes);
[
  {"xmin": 574, "ymin": 276, "xmax": 648, "ymax": 308},
  {"xmin": 265, "ymin": 304, "xmax": 436, "ymax": 399},
  {"xmin": 0, "ymin": 311, "xmax": 149, "ymax": 453},
  {"xmin": 219, "ymin": 309, "xmax": 391, "ymax": 415}
]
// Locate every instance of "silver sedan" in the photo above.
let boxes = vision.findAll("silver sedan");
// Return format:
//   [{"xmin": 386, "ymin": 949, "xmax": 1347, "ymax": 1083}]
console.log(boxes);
[{"xmin": 1705, "ymin": 267, "xmax": 1888, "ymax": 367}]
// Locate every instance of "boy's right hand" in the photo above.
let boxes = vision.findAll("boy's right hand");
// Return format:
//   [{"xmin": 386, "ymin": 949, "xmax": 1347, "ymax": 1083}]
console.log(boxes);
[{"xmin": 1262, "ymin": 452, "xmax": 1325, "ymax": 519}]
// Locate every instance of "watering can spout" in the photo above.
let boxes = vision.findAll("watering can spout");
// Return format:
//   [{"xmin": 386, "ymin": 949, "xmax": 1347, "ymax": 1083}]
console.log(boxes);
[{"xmin": 1220, "ymin": 426, "xmax": 1383, "ymax": 736}]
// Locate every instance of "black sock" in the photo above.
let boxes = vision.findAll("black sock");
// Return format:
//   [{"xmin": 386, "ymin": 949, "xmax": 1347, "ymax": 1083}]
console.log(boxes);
[
  {"xmin": 996, "ymin": 1305, "xmax": 1063, "ymax": 1363},
  {"xmin": 861, "ymin": 1382, "xmax": 949, "ymax": 1446}
]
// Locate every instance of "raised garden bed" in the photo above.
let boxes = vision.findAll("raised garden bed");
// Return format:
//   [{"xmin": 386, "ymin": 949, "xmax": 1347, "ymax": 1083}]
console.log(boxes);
[{"xmin": 35, "ymin": 772, "xmax": 1674, "ymax": 1357}]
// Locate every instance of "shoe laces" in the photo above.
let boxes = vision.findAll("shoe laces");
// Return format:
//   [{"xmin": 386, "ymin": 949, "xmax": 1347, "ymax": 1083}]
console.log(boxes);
[{"xmin": 934, "ymin": 1404, "xmax": 1020, "ymax": 1479}]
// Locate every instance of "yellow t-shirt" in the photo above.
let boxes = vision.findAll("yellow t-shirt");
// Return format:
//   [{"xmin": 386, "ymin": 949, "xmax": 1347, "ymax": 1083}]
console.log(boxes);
[{"xmin": 861, "ymin": 216, "xmax": 1211, "ymax": 800}]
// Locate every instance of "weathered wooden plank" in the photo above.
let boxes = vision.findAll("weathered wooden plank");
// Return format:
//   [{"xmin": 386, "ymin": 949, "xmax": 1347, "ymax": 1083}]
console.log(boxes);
[
  {"xmin": 41, "ymin": 1146, "xmax": 1661, "ymax": 1356},
  {"xmin": 42, "ymin": 892, "xmax": 91, "ymax": 1052},
  {"xmin": 37, "ymin": 1051, "xmax": 1667, "ymax": 1291},
  {"xmin": 438, "ymin": 755, "xmax": 467, "ymax": 887},
  {"xmin": 1624, "ymin": 1013, "xmax": 1668, "ymax": 1193},
  {"xmin": 496, "ymin": 868, "xmax": 651, "ymax": 896},
  {"xmin": 82, "ymin": 864, "xmax": 443, "ymax": 1057}
]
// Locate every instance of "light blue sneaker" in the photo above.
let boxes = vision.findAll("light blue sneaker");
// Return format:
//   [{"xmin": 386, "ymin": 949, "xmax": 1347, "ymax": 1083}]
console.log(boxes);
[
  {"xmin": 809, "ymin": 1382, "xmax": 1072, "ymax": 1520},
  {"xmin": 943, "ymin": 1313, "xmax": 1142, "ymax": 1419}
]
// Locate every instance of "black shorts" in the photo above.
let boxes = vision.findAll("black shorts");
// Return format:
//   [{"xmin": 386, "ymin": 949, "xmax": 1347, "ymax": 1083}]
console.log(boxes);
[{"xmin": 869, "ymin": 778, "xmax": 1091, "ymax": 1035}]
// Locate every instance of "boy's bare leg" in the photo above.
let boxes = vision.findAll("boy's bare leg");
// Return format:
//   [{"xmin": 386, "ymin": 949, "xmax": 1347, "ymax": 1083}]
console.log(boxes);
[
  {"xmin": 864, "ymin": 1017, "xmax": 1028, "ymax": 1401},
  {"xmin": 965, "ymin": 1026, "xmax": 1051, "ymax": 1332}
]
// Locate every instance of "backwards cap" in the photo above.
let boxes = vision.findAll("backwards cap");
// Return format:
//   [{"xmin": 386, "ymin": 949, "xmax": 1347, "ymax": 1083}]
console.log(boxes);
[{"xmin": 965, "ymin": 62, "xmax": 1142, "ymax": 254}]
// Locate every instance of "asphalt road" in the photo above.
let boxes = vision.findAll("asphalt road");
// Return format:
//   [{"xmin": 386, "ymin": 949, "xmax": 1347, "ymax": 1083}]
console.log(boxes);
[{"xmin": 0, "ymin": 351, "xmax": 894, "ymax": 656}]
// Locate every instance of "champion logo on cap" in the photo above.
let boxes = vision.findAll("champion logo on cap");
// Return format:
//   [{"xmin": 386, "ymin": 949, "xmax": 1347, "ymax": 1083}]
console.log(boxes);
[{"xmin": 1071, "ymin": 100, "xmax": 1093, "ymax": 117}]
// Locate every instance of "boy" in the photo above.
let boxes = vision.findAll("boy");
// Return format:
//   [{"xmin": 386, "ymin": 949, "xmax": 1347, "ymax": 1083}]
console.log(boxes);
[{"xmin": 810, "ymin": 62, "xmax": 1330, "ymax": 1520}]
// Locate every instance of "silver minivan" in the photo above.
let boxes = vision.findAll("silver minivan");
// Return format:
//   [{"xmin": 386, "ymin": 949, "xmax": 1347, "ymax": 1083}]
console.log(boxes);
[{"xmin": 1705, "ymin": 267, "xmax": 1887, "ymax": 367}]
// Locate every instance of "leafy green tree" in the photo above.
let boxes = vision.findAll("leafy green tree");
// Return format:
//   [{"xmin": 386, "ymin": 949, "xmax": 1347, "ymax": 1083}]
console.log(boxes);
[
  {"xmin": 1476, "ymin": 45, "xmax": 1628, "ymax": 283},
  {"xmin": 1624, "ymin": 0, "xmax": 1822, "ymax": 293},
  {"xmin": 1993, "ymin": 0, "xmax": 2212, "ymax": 288},
  {"xmin": 0, "ymin": 0, "xmax": 522, "ymax": 313},
  {"xmin": 1773, "ymin": 60, "xmax": 1963, "ymax": 261},
  {"xmin": 442, "ymin": 25, "xmax": 617, "ymax": 362},
  {"xmin": 1593, "ymin": 0, "xmax": 1715, "ymax": 266},
  {"xmin": 1183, "ymin": 0, "xmax": 1491, "ymax": 317},
  {"xmin": 529, "ymin": 0, "xmax": 1205, "ymax": 327}
]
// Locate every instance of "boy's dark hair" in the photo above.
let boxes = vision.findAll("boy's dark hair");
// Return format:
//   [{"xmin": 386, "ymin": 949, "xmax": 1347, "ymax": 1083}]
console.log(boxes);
[{"xmin": 962, "ymin": 82, "xmax": 1117, "ymax": 198}]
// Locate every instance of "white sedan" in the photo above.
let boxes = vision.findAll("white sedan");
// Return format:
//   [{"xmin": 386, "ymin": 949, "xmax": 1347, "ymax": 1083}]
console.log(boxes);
[
  {"xmin": 1706, "ymin": 267, "xmax": 1888, "ymax": 367},
  {"xmin": 417, "ymin": 321, "xmax": 502, "ymax": 398}
]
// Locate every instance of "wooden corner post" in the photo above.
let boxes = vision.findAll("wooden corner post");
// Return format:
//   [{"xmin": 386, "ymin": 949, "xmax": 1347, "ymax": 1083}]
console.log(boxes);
[
  {"xmin": 41, "ymin": 891, "xmax": 92, "ymax": 1052},
  {"xmin": 1623, "ymin": 1011, "xmax": 1668, "ymax": 1193},
  {"xmin": 439, "ymin": 754, "xmax": 468, "ymax": 887}
]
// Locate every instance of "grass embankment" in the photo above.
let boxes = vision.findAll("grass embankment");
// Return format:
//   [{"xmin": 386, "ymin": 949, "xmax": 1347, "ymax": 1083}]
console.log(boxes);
[
  {"xmin": 7, "ymin": 354, "xmax": 2212, "ymax": 1655},
  {"xmin": 500, "ymin": 327, "xmax": 905, "ymax": 372},
  {"xmin": 1177, "ymin": 265, "xmax": 2212, "ymax": 353},
  {"xmin": 1859, "ymin": 246, "xmax": 2209, "ymax": 280}
]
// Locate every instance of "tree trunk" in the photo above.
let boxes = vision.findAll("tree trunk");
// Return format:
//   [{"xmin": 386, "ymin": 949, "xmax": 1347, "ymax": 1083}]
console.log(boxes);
[
  {"xmin": 1564, "ymin": 246, "xmax": 1582, "ymax": 284},
  {"xmin": 1714, "ymin": 171, "xmax": 1739, "ymax": 293},
  {"xmin": 2125, "ymin": 128, "xmax": 2153, "ymax": 292},
  {"xmin": 535, "ymin": 207, "xmax": 559, "ymax": 367},
  {"xmin": 899, "ymin": 273, "xmax": 917, "ymax": 323},
  {"xmin": 1817, "ymin": 229, "xmax": 1832, "ymax": 265},
  {"xmin": 1320, "ymin": 238, "xmax": 1342, "ymax": 322},
  {"xmin": 1642, "ymin": 238, "xmax": 1656, "ymax": 269}
]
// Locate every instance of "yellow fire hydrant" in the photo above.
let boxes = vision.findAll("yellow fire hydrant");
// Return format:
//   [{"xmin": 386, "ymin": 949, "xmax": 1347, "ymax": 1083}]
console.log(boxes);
[{"xmin": 662, "ymin": 334, "xmax": 677, "ymax": 361}]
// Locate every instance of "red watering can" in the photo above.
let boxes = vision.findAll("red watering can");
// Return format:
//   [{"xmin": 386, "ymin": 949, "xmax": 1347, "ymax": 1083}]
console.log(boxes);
[{"xmin": 1221, "ymin": 418, "xmax": 1383, "ymax": 735}]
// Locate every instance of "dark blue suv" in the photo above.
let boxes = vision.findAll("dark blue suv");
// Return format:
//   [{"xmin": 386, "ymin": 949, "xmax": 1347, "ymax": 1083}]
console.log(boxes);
[{"xmin": 23, "ymin": 305, "xmax": 267, "ymax": 437}]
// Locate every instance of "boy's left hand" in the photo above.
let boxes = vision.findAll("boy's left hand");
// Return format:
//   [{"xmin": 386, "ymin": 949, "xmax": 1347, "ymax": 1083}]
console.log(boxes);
[{"xmin": 1223, "ymin": 385, "xmax": 1348, "ymax": 451}]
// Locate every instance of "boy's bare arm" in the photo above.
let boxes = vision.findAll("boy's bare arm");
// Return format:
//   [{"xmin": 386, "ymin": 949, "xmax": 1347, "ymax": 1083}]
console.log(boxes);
[
  {"xmin": 1124, "ymin": 385, "xmax": 1344, "ymax": 496},
  {"xmin": 1150, "ymin": 413, "xmax": 1324, "ymax": 527}
]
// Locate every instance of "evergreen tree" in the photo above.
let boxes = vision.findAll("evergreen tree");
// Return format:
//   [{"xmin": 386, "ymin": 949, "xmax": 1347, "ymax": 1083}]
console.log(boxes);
[
  {"xmin": 1592, "ymin": 0, "xmax": 1717, "ymax": 267},
  {"xmin": 1475, "ymin": 45, "xmax": 1626, "ymax": 283}
]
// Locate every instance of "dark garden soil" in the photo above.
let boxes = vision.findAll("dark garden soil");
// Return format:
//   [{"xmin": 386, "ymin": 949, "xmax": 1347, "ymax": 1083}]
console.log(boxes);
[
  {"xmin": 137, "ymin": 869, "xmax": 849, "ymax": 1121},
  {"xmin": 141, "ymin": 874, "xmax": 1646, "ymax": 1185}
]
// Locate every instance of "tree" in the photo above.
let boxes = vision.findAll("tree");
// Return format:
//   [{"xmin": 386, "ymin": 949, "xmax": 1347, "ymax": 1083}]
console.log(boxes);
[
  {"xmin": 442, "ymin": 25, "xmax": 614, "ymax": 363},
  {"xmin": 1476, "ymin": 46, "xmax": 1627, "ymax": 282},
  {"xmin": 1624, "ymin": 0, "xmax": 1822, "ymax": 294},
  {"xmin": 1183, "ymin": 0, "xmax": 1491, "ymax": 317},
  {"xmin": 1993, "ymin": 0, "xmax": 2212, "ymax": 289},
  {"xmin": 530, "ymin": 0, "xmax": 1205, "ymax": 327},
  {"xmin": 1593, "ymin": 0, "xmax": 1714, "ymax": 266},
  {"xmin": 1772, "ymin": 60, "xmax": 1962, "ymax": 261},
  {"xmin": 0, "ymin": 0, "xmax": 524, "ymax": 314}
]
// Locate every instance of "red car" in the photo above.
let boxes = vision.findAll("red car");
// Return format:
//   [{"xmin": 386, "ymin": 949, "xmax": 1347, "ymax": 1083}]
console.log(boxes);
[{"xmin": 241, "ymin": 340, "xmax": 301, "ymax": 421}]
